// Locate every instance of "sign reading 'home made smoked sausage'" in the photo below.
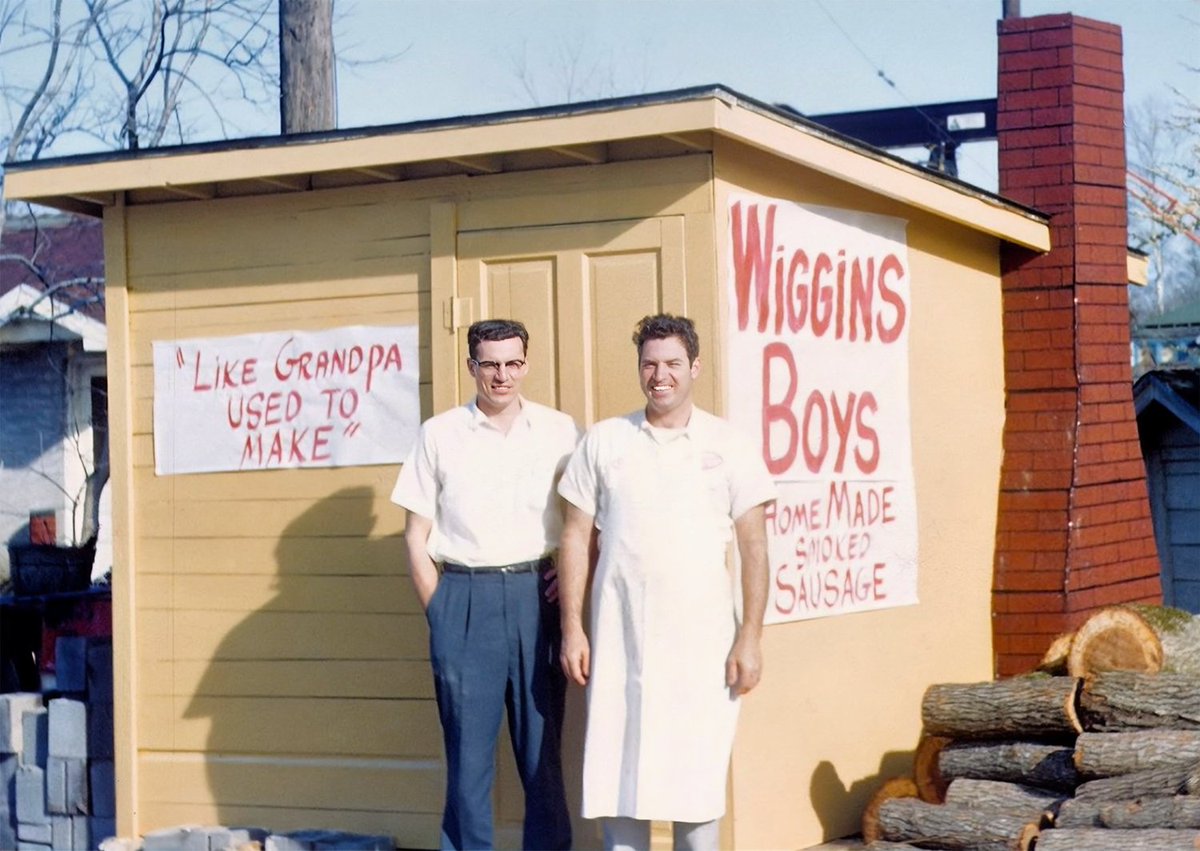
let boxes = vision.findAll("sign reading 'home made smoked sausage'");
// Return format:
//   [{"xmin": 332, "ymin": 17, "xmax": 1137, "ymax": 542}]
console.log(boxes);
[
  {"xmin": 726, "ymin": 194, "xmax": 918, "ymax": 624},
  {"xmin": 152, "ymin": 326, "xmax": 419, "ymax": 475}
]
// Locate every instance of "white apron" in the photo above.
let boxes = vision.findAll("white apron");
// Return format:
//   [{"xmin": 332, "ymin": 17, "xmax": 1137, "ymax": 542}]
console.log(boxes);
[{"xmin": 582, "ymin": 424, "xmax": 741, "ymax": 822}]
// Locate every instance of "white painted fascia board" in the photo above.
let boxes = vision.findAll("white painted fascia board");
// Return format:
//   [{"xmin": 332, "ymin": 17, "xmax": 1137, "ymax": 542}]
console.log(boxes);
[{"xmin": 709, "ymin": 98, "xmax": 1052, "ymax": 252}]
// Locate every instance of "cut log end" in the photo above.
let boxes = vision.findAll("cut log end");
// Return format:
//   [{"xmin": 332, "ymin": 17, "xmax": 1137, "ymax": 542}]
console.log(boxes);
[
  {"xmin": 913, "ymin": 734, "xmax": 951, "ymax": 803},
  {"xmin": 1038, "ymin": 631, "xmax": 1075, "ymax": 675},
  {"xmin": 1067, "ymin": 606, "xmax": 1164, "ymax": 679},
  {"xmin": 861, "ymin": 776, "xmax": 918, "ymax": 845}
]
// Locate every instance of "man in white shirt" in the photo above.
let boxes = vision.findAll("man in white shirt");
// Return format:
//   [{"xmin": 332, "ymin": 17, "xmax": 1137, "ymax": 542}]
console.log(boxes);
[
  {"xmin": 557, "ymin": 314, "xmax": 774, "ymax": 851},
  {"xmin": 392, "ymin": 319, "xmax": 578, "ymax": 850}
]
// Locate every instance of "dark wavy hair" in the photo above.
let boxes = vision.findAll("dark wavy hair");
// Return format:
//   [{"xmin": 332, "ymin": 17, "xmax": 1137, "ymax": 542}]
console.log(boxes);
[
  {"xmin": 467, "ymin": 319, "xmax": 529, "ymax": 359},
  {"xmin": 632, "ymin": 314, "xmax": 699, "ymax": 362}
]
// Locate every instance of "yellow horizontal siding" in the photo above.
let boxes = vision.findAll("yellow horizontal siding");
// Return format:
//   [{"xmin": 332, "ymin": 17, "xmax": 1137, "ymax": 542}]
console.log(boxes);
[
  {"xmin": 134, "ymin": 534, "xmax": 405, "ymax": 575},
  {"xmin": 139, "ymin": 753, "xmax": 443, "ymax": 812}
]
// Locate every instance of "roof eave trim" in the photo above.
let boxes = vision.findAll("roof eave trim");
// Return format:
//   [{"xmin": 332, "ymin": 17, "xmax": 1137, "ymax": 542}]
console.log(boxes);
[{"xmin": 710, "ymin": 96, "xmax": 1050, "ymax": 252}]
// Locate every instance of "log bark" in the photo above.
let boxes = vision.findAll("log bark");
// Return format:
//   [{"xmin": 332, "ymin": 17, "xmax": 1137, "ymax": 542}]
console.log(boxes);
[
  {"xmin": 942, "ymin": 777, "xmax": 1064, "ymax": 819},
  {"xmin": 913, "ymin": 734, "xmax": 950, "ymax": 803},
  {"xmin": 1081, "ymin": 671, "xmax": 1200, "ymax": 730},
  {"xmin": 861, "ymin": 776, "xmax": 919, "ymax": 845},
  {"xmin": 874, "ymin": 799, "xmax": 1038, "ymax": 850},
  {"xmin": 1067, "ymin": 606, "xmax": 1164, "ymax": 678},
  {"xmin": 1056, "ymin": 795, "xmax": 1200, "ymax": 829},
  {"xmin": 1075, "ymin": 731, "xmax": 1200, "ymax": 778},
  {"xmin": 1074, "ymin": 759, "xmax": 1200, "ymax": 800},
  {"xmin": 1035, "ymin": 828, "xmax": 1200, "ymax": 851},
  {"xmin": 939, "ymin": 739, "xmax": 1078, "ymax": 791},
  {"xmin": 864, "ymin": 844, "xmax": 921, "ymax": 850},
  {"xmin": 921, "ymin": 677, "xmax": 1082, "ymax": 739}
]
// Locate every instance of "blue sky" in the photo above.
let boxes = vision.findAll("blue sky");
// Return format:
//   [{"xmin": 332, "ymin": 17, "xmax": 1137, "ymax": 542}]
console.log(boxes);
[{"xmin": 331, "ymin": 0, "xmax": 1200, "ymax": 190}]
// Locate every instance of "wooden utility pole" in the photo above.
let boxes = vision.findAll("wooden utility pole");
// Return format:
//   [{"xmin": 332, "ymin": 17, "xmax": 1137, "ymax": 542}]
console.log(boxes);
[{"xmin": 279, "ymin": 0, "xmax": 336, "ymax": 134}]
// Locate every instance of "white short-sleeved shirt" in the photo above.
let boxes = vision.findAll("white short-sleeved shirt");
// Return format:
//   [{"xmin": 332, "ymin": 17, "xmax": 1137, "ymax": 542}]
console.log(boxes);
[
  {"xmin": 391, "ymin": 398, "xmax": 580, "ymax": 567},
  {"xmin": 558, "ymin": 407, "xmax": 775, "ymax": 536}
]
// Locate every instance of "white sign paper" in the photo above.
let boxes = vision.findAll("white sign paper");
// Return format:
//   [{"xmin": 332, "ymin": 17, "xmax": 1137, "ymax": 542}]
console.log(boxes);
[
  {"xmin": 153, "ymin": 325, "xmax": 420, "ymax": 475},
  {"xmin": 726, "ymin": 193, "xmax": 919, "ymax": 624}
]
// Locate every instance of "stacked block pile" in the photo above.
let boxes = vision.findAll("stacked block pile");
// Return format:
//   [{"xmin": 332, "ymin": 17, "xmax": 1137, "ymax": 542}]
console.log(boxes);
[
  {"xmin": 1, "ymin": 636, "xmax": 115, "ymax": 850},
  {"xmin": 101, "ymin": 827, "xmax": 394, "ymax": 850}
]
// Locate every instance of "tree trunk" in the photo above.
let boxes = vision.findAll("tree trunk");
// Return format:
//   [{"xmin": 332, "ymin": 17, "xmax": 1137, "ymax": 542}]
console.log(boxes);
[
  {"xmin": 1074, "ymin": 759, "xmax": 1200, "ymax": 800},
  {"xmin": 939, "ymin": 739, "xmax": 1078, "ymax": 791},
  {"xmin": 1056, "ymin": 795, "xmax": 1200, "ymax": 828},
  {"xmin": 279, "ymin": 0, "xmax": 336, "ymax": 133},
  {"xmin": 1081, "ymin": 671, "xmax": 1200, "ymax": 730},
  {"xmin": 943, "ymin": 777, "xmax": 1064, "ymax": 819},
  {"xmin": 874, "ymin": 799, "xmax": 1039, "ymax": 850},
  {"xmin": 861, "ymin": 776, "xmax": 919, "ymax": 845},
  {"xmin": 1074, "ymin": 730, "xmax": 1200, "ymax": 778},
  {"xmin": 914, "ymin": 734, "xmax": 950, "ymax": 802},
  {"xmin": 921, "ymin": 677, "xmax": 1082, "ymax": 739},
  {"xmin": 1035, "ymin": 828, "xmax": 1200, "ymax": 850}
]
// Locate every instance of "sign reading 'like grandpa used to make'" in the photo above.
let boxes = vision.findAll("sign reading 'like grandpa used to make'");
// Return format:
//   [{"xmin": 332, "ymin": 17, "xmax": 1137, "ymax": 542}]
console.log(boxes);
[{"xmin": 153, "ymin": 325, "xmax": 419, "ymax": 475}]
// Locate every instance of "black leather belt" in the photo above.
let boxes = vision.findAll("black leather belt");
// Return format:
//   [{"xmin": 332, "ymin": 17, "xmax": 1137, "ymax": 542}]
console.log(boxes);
[{"xmin": 442, "ymin": 556, "xmax": 551, "ymax": 575}]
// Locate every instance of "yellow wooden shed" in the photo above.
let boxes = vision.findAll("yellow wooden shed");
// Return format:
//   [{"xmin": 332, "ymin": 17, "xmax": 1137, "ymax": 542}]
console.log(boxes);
[{"xmin": 6, "ymin": 86, "xmax": 1049, "ymax": 849}]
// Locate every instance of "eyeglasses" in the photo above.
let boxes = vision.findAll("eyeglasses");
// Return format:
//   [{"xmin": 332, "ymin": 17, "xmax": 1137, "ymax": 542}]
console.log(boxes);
[{"xmin": 469, "ymin": 358, "xmax": 527, "ymax": 375}]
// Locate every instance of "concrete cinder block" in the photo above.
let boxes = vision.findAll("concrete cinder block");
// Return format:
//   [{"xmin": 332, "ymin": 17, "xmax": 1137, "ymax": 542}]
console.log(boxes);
[
  {"xmin": 47, "ymin": 700, "xmax": 87, "ymax": 760},
  {"xmin": 87, "ymin": 642, "xmax": 114, "ymax": 705},
  {"xmin": 1, "ymin": 754, "xmax": 17, "ymax": 851},
  {"xmin": 15, "ymin": 764, "xmax": 49, "ymax": 824},
  {"xmin": 53, "ymin": 637, "xmax": 89, "ymax": 694},
  {"xmin": 17, "ymin": 820, "xmax": 53, "ymax": 843},
  {"xmin": 46, "ymin": 756, "xmax": 88, "ymax": 815},
  {"xmin": 87, "ymin": 702, "xmax": 114, "ymax": 760},
  {"xmin": 142, "ymin": 825, "xmax": 208, "ymax": 851},
  {"xmin": 22, "ymin": 708, "xmax": 49, "ymax": 767},
  {"xmin": 17, "ymin": 842, "xmax": 53, "ymax": 851},
  {"xmin": 89, "ymin": 759, "xmax": 115, "ymax": 818},
  {"xmin": 50, "ymin": 815, "xmax": 90, "ymax": 851},
  {"xmin": 0, "ymin": 693, "xmax": 44, "ymax": 755},
  {"xmin": 265, "ymin": 830, "xmax": 393, "ymax": 851},
  {"xmin": 97, "ymin": 833, "xmax": 136, "ymax": 851}
]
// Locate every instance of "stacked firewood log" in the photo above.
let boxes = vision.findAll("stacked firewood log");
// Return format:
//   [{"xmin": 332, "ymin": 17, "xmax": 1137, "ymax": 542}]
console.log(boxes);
[{"xmin": 861, "ymin": 605, "xmax": 1200, "ymax": 850}]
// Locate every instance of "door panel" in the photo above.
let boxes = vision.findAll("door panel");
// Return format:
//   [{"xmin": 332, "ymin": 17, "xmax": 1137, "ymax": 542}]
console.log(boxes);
[
  {"xmin": 454, "ymin": 216, "xmax": 687, "ymax": 847},
  {"xmin": 457, "ymin": 217, "xmax": 686, "ymax": 427}
]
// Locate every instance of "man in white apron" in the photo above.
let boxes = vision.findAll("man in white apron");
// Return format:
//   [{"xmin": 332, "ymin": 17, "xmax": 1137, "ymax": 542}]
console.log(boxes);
[
  {"xmin": 557, "ymin": 314, "xmax": 774, "ymax": 851},
  {"xmin": 393, "ymin": 319, "xmax": 578, "ymax": 850}
]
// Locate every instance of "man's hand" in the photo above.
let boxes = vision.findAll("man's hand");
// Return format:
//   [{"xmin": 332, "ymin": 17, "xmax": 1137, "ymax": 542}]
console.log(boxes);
[
  {"xmin": 561, "ymin": 626, "xmax": 591, "ymax": 686},
  {"xmin": 725, "ymin": 632, "xmax": 763, "ymax": 695}
]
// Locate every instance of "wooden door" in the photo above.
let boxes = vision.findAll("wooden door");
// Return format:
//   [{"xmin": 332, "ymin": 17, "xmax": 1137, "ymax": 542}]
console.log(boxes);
[
  {"xmin": 456, "ymin": 217, "xmax": 687, "ymax": 427},
  {"xmin": 455, "ymin": 216, "xmax": 687, "ymax": 847}
]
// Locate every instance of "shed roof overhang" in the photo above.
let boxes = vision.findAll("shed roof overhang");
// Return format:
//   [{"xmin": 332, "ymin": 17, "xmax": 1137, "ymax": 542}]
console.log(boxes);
[{"xmin": 4, "ymin": 86, "xmax": 1050, "ymax": 252}]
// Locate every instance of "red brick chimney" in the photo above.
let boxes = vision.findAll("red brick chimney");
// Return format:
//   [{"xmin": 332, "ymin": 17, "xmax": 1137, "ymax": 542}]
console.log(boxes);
[{"xmin": 992, "ymin": 14, "xmax": 1161, "ymax": 676}]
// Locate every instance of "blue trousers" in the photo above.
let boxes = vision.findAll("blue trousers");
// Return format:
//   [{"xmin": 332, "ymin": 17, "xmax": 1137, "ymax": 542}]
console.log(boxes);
[{"xmin": 427, "ymin": 569, "xmax": 571, "ymax": 851}]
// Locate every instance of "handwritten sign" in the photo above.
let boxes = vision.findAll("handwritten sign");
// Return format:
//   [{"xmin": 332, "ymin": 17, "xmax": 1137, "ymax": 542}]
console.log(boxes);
[
  {"xmin": 153, "ymin": 326, "xmax": 419, "ymax": 475},
  {"xmin": 726, "ymin": 193, "xmax": 919, "ymax": 624}
]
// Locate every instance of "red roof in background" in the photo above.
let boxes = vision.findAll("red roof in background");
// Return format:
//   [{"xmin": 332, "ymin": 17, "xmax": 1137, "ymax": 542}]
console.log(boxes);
[{"xmin": 0, "ymin": 214, "xmax": 105, "ymax": 322}]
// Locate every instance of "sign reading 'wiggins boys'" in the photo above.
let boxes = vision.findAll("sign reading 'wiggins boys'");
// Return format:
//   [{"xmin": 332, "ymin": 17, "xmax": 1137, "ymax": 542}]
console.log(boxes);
[{"xmin": 726, "ymin": 193, "xmax": 919, "ymax": 625}]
